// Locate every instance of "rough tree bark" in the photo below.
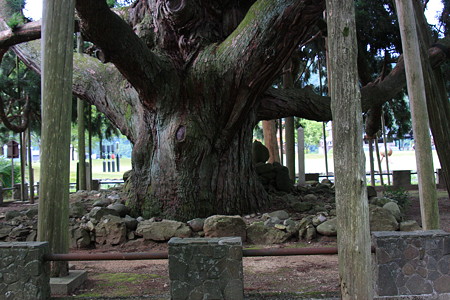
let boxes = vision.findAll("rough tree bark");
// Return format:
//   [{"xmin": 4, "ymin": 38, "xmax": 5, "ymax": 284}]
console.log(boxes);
[
  {"xmin": 37, "ymin": 0, "xmax": 74, "ymax": 277},
  {"xmin": 0, "ymin": 0, "xmax": 448, "ymax": 220},
  {"xmin": 326, "ymin": 0, "xmax": 373, "ymax": 298},
  {"xmin": 262, "ymin": 120, "xmax": 280, "ymax": 163},
  {"xmin": 77, "ymin": 33, "xmax": 86, "ymax": 191}
]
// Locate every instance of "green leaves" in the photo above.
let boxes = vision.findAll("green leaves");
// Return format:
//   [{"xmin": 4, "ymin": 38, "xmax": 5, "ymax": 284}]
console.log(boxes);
[{"xmin": 6, "ymin": 12, "xmax": 24, "ymax": 30}]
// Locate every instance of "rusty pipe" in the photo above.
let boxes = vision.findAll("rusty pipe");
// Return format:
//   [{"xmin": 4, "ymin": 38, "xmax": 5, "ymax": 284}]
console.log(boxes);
[
  {"xmin": 44, "ymin": 251, "xmax": 169, "ymax": 261},
  {"xmin": 44, "ymin": 246, "xmax": 375, "ymax": 261}
]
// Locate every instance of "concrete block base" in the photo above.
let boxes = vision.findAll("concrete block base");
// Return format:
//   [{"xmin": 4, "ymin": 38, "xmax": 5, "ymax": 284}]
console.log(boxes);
[{"xmin": 50, "ymin": 270, "xmax": 87, "ymax": 295}]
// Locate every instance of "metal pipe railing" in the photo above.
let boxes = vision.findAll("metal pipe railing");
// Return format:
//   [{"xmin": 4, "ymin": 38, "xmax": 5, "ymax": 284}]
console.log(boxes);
[{"xmin": 43, "ymin": 246, "xmax": 373, "ymax": 262}]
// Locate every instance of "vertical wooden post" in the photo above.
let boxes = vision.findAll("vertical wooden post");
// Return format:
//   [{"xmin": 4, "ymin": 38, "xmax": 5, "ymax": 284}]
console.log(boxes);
[
  {"xmin": 77, "ymin": 33, "xmax": 86, "ymax": 191},
  {"xmin": 395, "ymin": 0, "xmax": 439, "ymax": 230},
  {"xmin": 38, "ymin": 0, "xmax": 75, "ymax": 277},
  {"xmin": 326, "ymin": 0, "xmax": 373, "ymax": 298},
  {"xmin": 27, "ymin": 127, "xmax": 34, "ymax": 203}
]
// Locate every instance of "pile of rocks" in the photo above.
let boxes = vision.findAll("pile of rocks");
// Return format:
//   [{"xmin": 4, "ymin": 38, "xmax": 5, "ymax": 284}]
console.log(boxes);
[
  {"xmin": 253, "ymin": 140, "xmax": 293, "ymax": 193},
  {"xmin": 0, "ymin": 182, "xmax": 421, "ymax": 248}
]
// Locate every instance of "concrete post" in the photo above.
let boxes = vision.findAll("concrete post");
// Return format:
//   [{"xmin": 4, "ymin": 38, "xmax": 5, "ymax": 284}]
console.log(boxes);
[
  {"xmin": 393, "ymin": 170, "xmax": 412, "ymax": 188},
  {"xmin": 297, "ymin": 127, "xmax": 305, "ymax": 185},
  {"xmin": 168, "ymin": 237, "xmax": 244, "ymax": 300}
]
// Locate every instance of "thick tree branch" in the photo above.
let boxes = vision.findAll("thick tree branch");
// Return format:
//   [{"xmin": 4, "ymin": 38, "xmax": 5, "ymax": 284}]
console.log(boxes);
[
  {"xmin": 75, "ymin": 0, "xmax": 178, "ymax": 108},
  {"xmin": 258, "ymin": 43, "xmax": 449, "ymax": 121},
  {"xmin": 0, "ymin": 94, "xmax": 30, "ymax": 132},
  {"xmin": 0, "ymin": 20, "xmax": 80, "ymax": 49}
]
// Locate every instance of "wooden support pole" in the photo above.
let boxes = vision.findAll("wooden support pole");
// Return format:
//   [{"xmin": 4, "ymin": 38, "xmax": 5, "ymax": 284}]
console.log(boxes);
[
  {"xmin": 326, "ymin": 0, "xmax": 373, "ymax": 298},
  {"xmin": 395, "ymin": 0, "xmax": 439, "ymax": 230},
  {"xmin": 38, "ymin": 0, "xmax": 75, "ymax": 277}
]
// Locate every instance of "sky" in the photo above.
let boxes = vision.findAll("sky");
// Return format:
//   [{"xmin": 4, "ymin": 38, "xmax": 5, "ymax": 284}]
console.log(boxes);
[{"xmin": 23, "ymin": 0, "xmax": 444, "ymax": 24}]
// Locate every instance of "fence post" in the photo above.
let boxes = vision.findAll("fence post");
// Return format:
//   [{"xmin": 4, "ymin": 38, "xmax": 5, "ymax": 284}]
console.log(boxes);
[{"xmin": 0, "ymin": 184, "xmax": 3, "ymax": 204}]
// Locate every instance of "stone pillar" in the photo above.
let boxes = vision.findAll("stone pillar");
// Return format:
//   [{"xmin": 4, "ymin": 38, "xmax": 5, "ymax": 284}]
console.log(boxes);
[
  {"xmin": 91, "ymin": 179, "xmax": 100, "ymax": 191},
  {"xmin": 297, "ymin": 127, "xmax": 305, "ymax": 186},
  {"xmin": 437, "ymin": 168, "xmax": 446, "ymax": 189},
  {"xmin": 168, "ymin": 237, "xmax": 244, "ymax": 300},
  {"xmin": 0, "ymin": 242, "xmax": 50, "ymax": 299},
  {"xmin": 305, "ymin": 173, "xmax": 320, "ymax": 182},
  {"xmin": 372, "ymin": 231, "xmax": 450, "ymax": 297},
  {"xmin": 393, "ymin": 170, "xmax": 412, "ymax": 188}
]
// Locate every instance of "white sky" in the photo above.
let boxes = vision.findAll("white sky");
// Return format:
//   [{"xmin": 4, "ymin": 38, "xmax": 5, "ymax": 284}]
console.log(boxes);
[{"xmin": 24, "ymin": 0, "xmax": 444, "ymax": 24}]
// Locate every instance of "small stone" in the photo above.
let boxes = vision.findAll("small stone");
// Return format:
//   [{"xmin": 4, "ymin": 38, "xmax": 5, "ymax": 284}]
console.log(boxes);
[
  {"xmin": 383, "ymin": 202, "xmax": 402, "ymax": 222},
  {"xmin": 187, "ymin": 218, "xmax": 205, "ymax": 232},
  {"xmin": 399, "ymin": 220, "xmax": 422, "ymax": 231},
  {"xmin": 303, "ymin": 194, "xmax": 318, "ymax": 202},
  {"xmin": 316, "ymin": 218, "xmax": 337, "ymax": 236},
  {"xmin": 274, "ymin": 224, "xmax": 287, "ymax": 230}
]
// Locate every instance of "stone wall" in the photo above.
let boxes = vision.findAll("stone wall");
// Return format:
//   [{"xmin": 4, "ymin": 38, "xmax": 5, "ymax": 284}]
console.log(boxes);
[
  {"xmin": 168, "ymin": 237, "xmax": 244, "ymax": 300},
  {"xmin": 372, "ymin": 231, "xmax": 450, "ymax": 298},
  {"xmin": 0, "ymin": 242, "xmax": 50, "ymax": 300}
]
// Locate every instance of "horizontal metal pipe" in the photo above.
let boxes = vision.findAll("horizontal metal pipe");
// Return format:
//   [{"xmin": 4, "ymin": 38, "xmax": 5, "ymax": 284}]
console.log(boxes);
[
  {"xmin": 44, "ymin": 246, "xmax": 375, "ymax": 261},
  {"xmin": 44, "ymin": 251, "xmax": 169, "ymax": 261},
  {"xmin": 242, "ymin": 247, "xmax": 339, "ymax": 257}
]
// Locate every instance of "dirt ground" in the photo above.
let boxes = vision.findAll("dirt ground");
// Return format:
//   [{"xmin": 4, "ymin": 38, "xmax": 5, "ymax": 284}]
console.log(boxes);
[{"xmin": 1, "ymin": 189, "xmax": 449, "ymax": 299}]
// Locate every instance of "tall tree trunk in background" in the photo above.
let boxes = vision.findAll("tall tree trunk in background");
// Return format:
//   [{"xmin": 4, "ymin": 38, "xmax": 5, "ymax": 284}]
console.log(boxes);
[
  {"xmin": 413, "ymin": 0, "xmax": 450, "ymax": 197},
  {"xmin": 284, "ymin": 61, "xmax": 296, "ymax": 181},
  {"xmin": 262, "ymin": 120, "xmax": 280, "ymax": 163},
  {"xmin": 395, "ymin": 0, "xmax": 439, "ymax": 230},
  {"xmin": 77, "ymin": 33, "xmax": 86, "ymax": 191},
  {"xmin": 326, "ymin": 0, "xmax": 373, "ymax": 298},
  {"xmin": 37, "ymin": 0, "xmax": 74, "ymax": 277}
]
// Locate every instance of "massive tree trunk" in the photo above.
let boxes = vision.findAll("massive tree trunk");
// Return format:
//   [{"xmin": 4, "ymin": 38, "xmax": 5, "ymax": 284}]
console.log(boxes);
[{"xmin": 0, "ymin": 0, "xmax": 448, "ymax": 220}]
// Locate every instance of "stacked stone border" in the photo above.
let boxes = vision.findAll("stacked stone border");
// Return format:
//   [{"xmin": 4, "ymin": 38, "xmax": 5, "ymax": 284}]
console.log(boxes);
[
  {"xmin": 0, "ymin": 241, "xmax": 50, "ymax": 300},
  {"xmin": 372, "ymin": 230, "xmax": 450, "ymax": 299}
]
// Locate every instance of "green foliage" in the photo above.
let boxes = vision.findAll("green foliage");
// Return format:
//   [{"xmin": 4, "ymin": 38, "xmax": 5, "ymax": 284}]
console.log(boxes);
[
  {"xmin": 0, "ymin": 157, "xmax": 20, "ymax": 188},
  {"xmin": 383, "ymin": 186, "xmax": 410, "ymax": 211},
  {"xmin": 7, "ymin": 12, "xmax": 24, "ymax": 29},
  {"xmin": 298, "ymin": 119, "xmax": 326, "ymax": 153},
  {"xmin": 6, "ymin": 0, "xmax": 25, "ymax": 11}
]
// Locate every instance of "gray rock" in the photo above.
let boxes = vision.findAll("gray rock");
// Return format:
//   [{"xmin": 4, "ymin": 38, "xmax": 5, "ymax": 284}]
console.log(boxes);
[
  {"xmin": 5, "ymin": 210, "xmax": 22, "ymax": 221},
  {"xmin": 136, "ymin": 216, "xmax": 145, "ymax": 222},
  {"xmin": 70, "ymin": 226, "xmax": 92, "ymax": 248},
  {"xmin": 88, "ymin": 207, "xmax": 120, "ymax": 223},
  {"xmin": 275, "ymin": 165, "xmax": 292, "ymax": 192},
  {"xmin": 399, "ymin": 220, "xmax": 422, "ymax": 231},
  {"xmin": 383, "ymin": 201, "xmax": 402, "ymax": 222},
  {"xmin": 305, "ymin": 226, "xmax": 316, "ymax": 242},
  {"xmin": 69, "ymin": 202, "xmax": 87, "ymax": 218},
  {"xmin": 187, "ymin": 218, "xmax": 205, "ymax": 232},
  {"xmin": 204, "ymin": 215, "xmax": 247, "ymax": 241},
  {"xmin": 93, "ymin": 198, "xmax": 111, "ymax": 207},
  {"xmin": 246, "ymin": 222, "xmax": 292, "ymax": 244},
  {"xmin": 303, "ymin": 194, "xmax": 318, "ymax": 202},
  {"xmin": 123, "ymin": 215, "xmax": 138, "ymax": 230},
  {"xmin": 370, "ymin": 207, "xmax": 399, "ymax": 231},
  {"xmin": 24, "ymin": 208, "xmax": 38, "ymax": 219},
  {"xmin": 367, "ymin": 186, "xmax": 377, "ymax": 198},
  {"xmin": 283, "ymin": 219, "xmax": 300, "ymax": 234},
  {"xmin": 0, "ymin": 224, "xmax": 14, "ymax": 239},
  {"xmin": 136, "ymin": 219, "xmax": 191, "ymax": 241},
  {"xmin": 264, "ymin": 210, "xmax": 290, "ymax": 221},
  {"xmin": 252, "ymin": 140, "xmax": 270, "ymax": 164},
  {"xmin": 298, "ymin": 216, "xmax": 313, "ymax": 239},
  {"xmin": 95, "ymin": 215, "xmax": 127, "ymax": 246},
  {"xmin": 291, "ymin": 201, "xmax": 313, "ymax": 212},
  {"xmin": 312, "ymin": 214, "xmax": 327, "ymax": 226},
  {"xmin": 264, "ymin": 217, "xmax": 281, "ymax": 227},
  {"xmin": 316, "ymin": 218, "xmax": 337, "ymax": 236},
  {"xmin": 107, "ymin": 203, "xmax": 129, "ymax": 217}
]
